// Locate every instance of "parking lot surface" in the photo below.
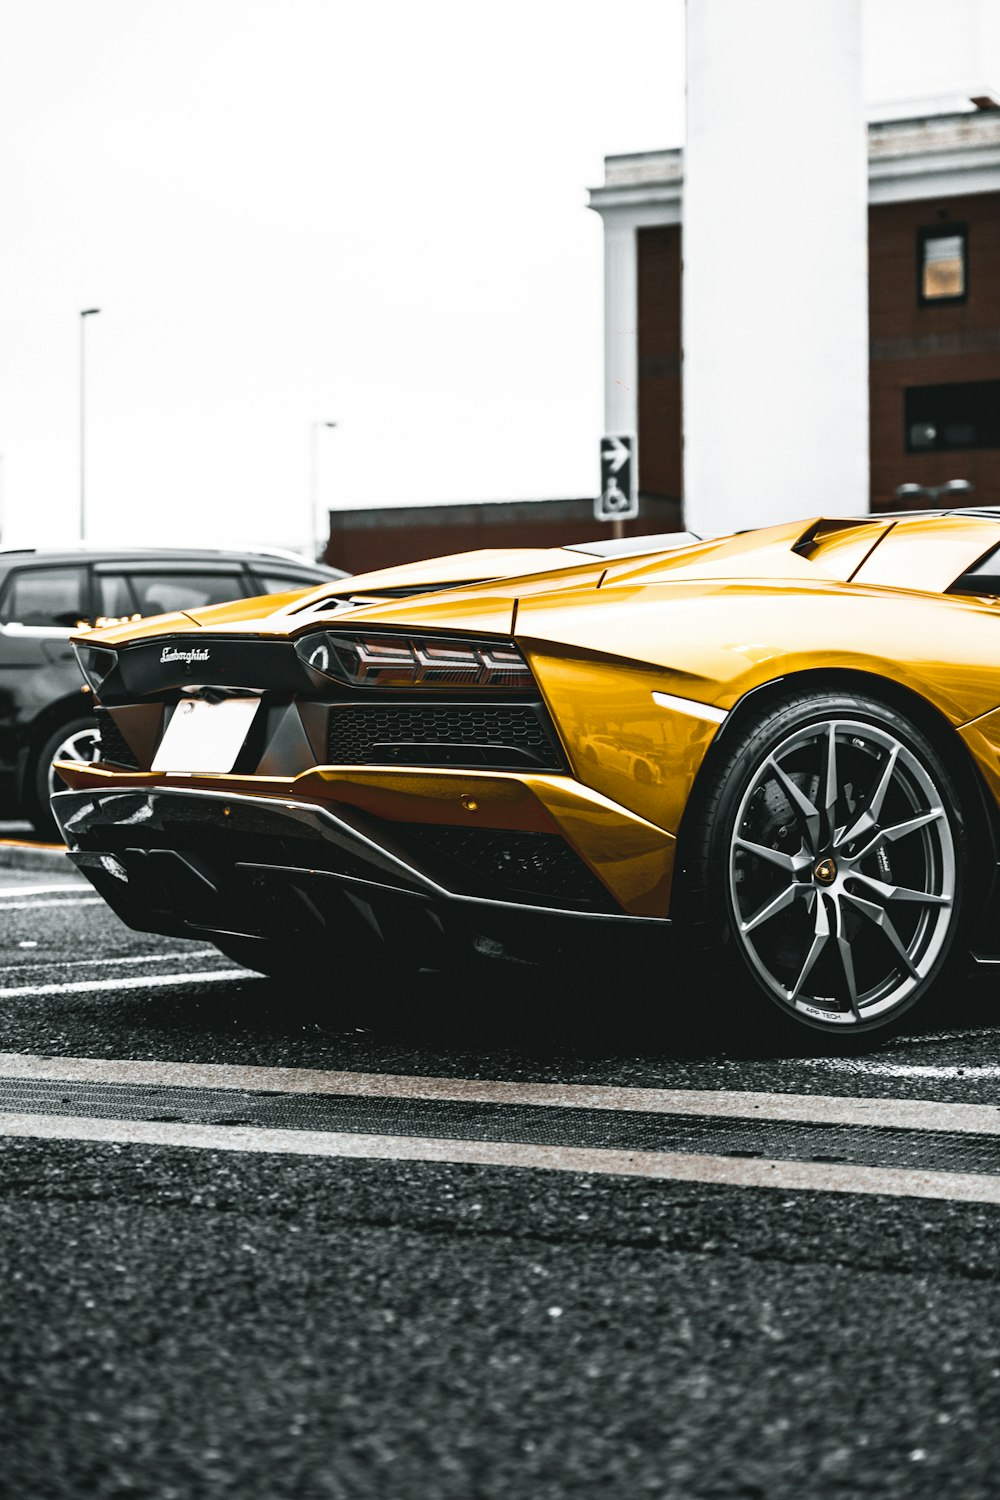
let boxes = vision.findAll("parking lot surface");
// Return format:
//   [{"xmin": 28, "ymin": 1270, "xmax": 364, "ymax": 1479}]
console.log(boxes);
[{"xmin": 1, "ymin": 853, "xmax": 999, "ymax": 1499}]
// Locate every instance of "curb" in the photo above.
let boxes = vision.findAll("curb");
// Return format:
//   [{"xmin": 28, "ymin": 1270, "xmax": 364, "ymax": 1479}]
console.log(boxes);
[{"xmin": 0, "ymin": 840, "xmax": 70, "ymax": 873}]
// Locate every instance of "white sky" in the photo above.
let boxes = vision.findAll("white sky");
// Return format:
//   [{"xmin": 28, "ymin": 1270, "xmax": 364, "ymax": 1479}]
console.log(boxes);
[{"xmin": 1, "ymin": 0, "xmax": 998, "ymax": 554}]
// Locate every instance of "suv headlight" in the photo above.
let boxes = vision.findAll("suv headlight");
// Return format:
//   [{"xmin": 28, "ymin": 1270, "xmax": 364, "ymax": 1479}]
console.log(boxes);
[
  {"xmin": 73, "ymin": 642, "xmax": 119, "ymax": 697},
  {"xmin": 295, "ymin": 631, "xmax": 534, "ymax": 690}
]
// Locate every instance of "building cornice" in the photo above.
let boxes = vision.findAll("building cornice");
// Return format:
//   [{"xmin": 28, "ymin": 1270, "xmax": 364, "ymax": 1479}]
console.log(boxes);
[{"xmin": 588, "ymin": 109, "xmax": 1000, "ymax": 221}]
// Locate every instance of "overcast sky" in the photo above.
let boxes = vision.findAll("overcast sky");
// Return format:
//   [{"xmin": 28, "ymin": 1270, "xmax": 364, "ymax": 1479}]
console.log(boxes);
[{"xmin": 1, "ymin": 0, "xmax": 997, "ymax": 554}]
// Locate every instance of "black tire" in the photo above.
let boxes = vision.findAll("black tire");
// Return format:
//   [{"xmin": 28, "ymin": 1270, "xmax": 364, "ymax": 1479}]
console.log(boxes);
[
  {"xmin": 29, "ymin": 715, "xmax": 101, "ymax": 840},
  {"xmin": 674, "ymin": 688, "xmax": 972, "ymax": 1046}
]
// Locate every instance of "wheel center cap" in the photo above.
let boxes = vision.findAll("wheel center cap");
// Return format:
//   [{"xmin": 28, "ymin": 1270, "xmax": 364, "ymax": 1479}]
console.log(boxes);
[{"xmin": 814, "ymin": 856, "xmax": 838, "ymax": 886}]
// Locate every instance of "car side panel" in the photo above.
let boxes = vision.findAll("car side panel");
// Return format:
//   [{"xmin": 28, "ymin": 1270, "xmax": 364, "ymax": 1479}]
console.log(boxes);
[
  {"xmin": 517, "ymin": 580, "xmax": 1000, "ymax": 729},
  {"xmin": 525, "ymin": 649, "xmax": 721, "ymax": 835}
]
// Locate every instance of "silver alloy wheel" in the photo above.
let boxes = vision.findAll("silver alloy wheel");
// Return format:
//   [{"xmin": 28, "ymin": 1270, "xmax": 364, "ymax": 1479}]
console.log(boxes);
[
  {"xmin": 47, "ymin": 725, "xmax": 101, "ymax": 800},
  {"xmin": 728, "ymin": 718, "xmax": 956, "ymax": 1027}
]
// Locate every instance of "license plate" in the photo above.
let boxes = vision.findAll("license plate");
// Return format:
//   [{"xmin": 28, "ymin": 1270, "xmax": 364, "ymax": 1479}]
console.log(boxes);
[{"xmin": 151, "ymin": 696, "xmax": 261, "ymax": 774}]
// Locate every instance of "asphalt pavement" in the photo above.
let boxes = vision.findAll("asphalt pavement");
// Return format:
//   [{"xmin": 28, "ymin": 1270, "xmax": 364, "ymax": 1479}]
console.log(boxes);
[{"xmin": 1, "ymin": 849, "xmax": 999, "ymax": 1499}]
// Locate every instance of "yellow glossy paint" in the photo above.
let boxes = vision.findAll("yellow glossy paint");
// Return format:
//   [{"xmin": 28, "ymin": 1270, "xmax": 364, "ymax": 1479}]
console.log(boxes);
[{"xmin": 69, "ymin": 509, "xmax": 1000, "ymax": 922}]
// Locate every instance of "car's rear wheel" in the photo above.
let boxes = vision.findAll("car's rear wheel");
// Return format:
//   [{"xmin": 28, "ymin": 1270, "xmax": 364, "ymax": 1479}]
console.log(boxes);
[
  {"xmin": 676, "ymin": 689, "xmax": 971, "ymax": 1044},
  {"xmin": 29, "ymin": 715, "xmax": 101, "ymax": 840}
]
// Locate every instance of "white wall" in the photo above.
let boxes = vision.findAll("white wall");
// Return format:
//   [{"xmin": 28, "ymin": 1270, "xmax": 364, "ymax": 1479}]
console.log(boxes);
[{"xmin": 683, "ymin": 0, "xmax": 870, "ymax": 532}]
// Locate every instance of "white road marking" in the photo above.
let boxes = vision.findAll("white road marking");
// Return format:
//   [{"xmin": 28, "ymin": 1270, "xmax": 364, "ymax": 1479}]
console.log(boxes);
[
  {"xmin": 0, "ymin": 970, "xmax": 247, "ymax": 1000},
  {"xmin": 0, "ymin": 1054, "xmax": 997, "ymax": 1136},
  {"xmin": 817, "ymin": 1062, "xmax": 1000, "ymax": 1081},
  {"xmin": 900, "ymin": 1028, "xmax": 1000, "ymax": 1045},
  {"xmin": 1, "ymin": 1111, "xmax": 999, "ymax": 1203},
  {"xmin": 0, "ymin": 898, "xmax": 102, "ymax": 911},
  {"xmin": 0, "ymin": 883, "xmax": 85, "ymax": 898},
  {"xmin": 0, "ymin": 949, "xmax": 218, "ymax": 975}
]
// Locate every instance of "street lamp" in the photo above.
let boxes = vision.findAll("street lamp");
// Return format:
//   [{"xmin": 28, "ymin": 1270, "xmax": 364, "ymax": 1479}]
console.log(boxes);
[
  {"xmin": 310, "ymin": 420, "xmax": 337, "ymax": 560},
  {"xmin": 79, "ymin": 308, "xmax": 101, "ymax": 541},
  {"xmin": 894, "ymin": 478, "xmax": 974, "ymax": 506}
]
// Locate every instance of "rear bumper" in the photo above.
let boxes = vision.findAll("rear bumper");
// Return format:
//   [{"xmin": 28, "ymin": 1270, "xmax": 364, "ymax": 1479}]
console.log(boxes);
[{"xmin": 52, "ymin": 785, "xmax": 671, "ymax": 966}]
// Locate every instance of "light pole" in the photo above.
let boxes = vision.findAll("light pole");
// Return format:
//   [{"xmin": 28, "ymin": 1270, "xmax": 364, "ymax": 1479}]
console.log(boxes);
[
  {"xmin": 310, "ymin": 420, "xmax": 337, "ymax": 559},
  {"xmin": 79, "ymin": 308, "xmax": 101, "ymax": 541}
]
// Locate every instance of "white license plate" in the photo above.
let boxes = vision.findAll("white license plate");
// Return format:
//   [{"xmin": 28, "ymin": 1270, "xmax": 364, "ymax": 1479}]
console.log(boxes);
[{"xmin": 151, "ymin": 696, "xmax": 261, "ymax": 774}]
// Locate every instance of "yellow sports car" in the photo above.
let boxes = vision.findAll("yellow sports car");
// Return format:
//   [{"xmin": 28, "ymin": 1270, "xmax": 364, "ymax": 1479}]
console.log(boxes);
[{"xmin": 54, "ymin": 508, "xmax": 1000, "ymax": 1042}]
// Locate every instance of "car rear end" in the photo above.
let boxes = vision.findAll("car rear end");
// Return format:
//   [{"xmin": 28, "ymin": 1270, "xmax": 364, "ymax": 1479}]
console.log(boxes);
[{"xmin": 53, "ymin": 612, "xmax": 676, "ymax": 971}]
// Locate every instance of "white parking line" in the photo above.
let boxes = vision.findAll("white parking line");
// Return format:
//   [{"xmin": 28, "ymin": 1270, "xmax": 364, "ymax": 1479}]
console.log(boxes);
[
  {"xmin": 818, "ymin": 1062, "xmax": 1000, "ymax": 1081},
  {"xmin": 2, "ymin": 1110, "xmax": 999, "ymax": 1203},
  {"xmin": 0, "ymin": 950, "xmax": 218, "ymax": 975},
  {"xmin": 0, "ymin": 1053, "xmax": 998, "ymax": 1135},
  {"xmin": 0, "ymin": 970, "xmax": 247, "ymax": 1000},
  {"xmin": 0, "ymin": 883, "xmax": 85, "ymax": 898},
  {"xmin": 0, "ymin": 898, "xmax": 102, "ymax": 911}
]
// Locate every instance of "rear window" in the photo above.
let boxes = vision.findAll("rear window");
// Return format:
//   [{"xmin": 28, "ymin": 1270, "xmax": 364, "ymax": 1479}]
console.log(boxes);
[
  {"xmin": 1, "ymin": 566, "xmax": 89, "ymax": 627},
  {"xmin": 127, "ymin": 573, "xmax": 247, "ymax": 616}
]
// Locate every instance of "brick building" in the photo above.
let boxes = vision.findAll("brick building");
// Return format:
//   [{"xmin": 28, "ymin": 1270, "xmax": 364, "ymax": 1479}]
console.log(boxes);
[
  {"xmin": 588, "ymin": 102, "xmax": 1000, "ymax": 517},
  {"xmin": 325, "ymin": 99, "xmax": 1000, "ymax": 573}
]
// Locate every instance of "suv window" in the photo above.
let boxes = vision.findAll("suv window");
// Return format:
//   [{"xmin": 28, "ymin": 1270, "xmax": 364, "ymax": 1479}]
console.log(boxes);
[
  {"xmin": 2, "ymin": 565, "xmax": 89, "ymax": 627},
  {"xmin": 254, "ymin": 571, "xmax": 325, "ymax": 596},
  {"xmin": 95, "ymin": 574, "xmax": 139, "ymax": 620},
  {"xmin": 127, "ymin": 572, "xmax": 247, "ymax": 616}
]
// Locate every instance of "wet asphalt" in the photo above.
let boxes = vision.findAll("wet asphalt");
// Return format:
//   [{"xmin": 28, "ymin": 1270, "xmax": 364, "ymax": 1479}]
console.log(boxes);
[{"xmin": 1, "ymin": 857, "xmax": 999, "ymax": 1498}]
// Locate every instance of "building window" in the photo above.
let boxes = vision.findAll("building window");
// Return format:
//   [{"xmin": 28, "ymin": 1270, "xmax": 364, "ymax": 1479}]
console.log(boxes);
[
  {"xmin": 905, "ymin": 380, "xmax": 1000, "ymax": 452},
  {"xmin": 918, "ymin": 225, "xmax": 967, "ymax": 303}
]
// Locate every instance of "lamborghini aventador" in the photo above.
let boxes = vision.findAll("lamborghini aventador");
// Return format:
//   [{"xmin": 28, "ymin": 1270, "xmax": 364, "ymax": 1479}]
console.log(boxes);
[{"xmin": 51, "ymin": 508, "xmax": 1000, "ymax": 1042}]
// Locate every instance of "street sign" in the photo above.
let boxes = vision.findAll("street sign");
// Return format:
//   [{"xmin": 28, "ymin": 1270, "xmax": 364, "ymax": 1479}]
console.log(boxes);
[{"xmin": 596, "ymin": 433, "xmax": 638, "ymax": 522}]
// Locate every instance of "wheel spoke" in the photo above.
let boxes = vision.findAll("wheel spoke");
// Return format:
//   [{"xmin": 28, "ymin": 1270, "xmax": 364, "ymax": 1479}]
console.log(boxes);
[
  {"xmin": 850, "ymin": 872, "xmax": 951, "ymax": 907},
  {"xmin": 839, "ymin": 745, "xmax": 899, "ymax": 849},
  {"xmin": 821, "ymin": 723, "xmax": 839, "ymax": 847},
  {"xmin": 734, "ymin": 837, "xmax": 797, "ymax": 873},
  {"xmin": 851, "ymin": 808, "xmax": 944, "ymax": 863},
  {"xmin": 741, "ymin": 881, "xmax": 800, "ymax": 934},
  {"xmin": 788, "ymin": 892, "xmax": 830, "ymax": 1001},
  {"xmin": 879, "ymin": 809, "xmax": 944, "ymax": 844},
  {"xmin": 842, "ymin": 890, "xmax": 919, "ymax": 979},
  {"xmin": 827, "ymin": 894, "xmax": 861, "ymax": 1020},
  {"xmin": 766, "ymin": 756, "xmax": 821, "ymax": 852}
]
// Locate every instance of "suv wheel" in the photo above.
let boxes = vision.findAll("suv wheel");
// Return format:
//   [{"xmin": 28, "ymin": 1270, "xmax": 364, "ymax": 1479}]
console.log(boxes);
[{"xmin": 30, "ymin": 715, "xmax": 101, "ymax": 840}]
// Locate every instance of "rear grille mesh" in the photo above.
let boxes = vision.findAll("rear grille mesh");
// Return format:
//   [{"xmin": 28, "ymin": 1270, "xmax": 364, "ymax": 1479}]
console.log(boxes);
[
  {"xmin": 326, "ymin": 702, "xmax": 561, "ymax": 770},
  {"xmin": 95, "ymin": 709, "xmax": 138, "ymax": 770},
  {"xmin": 403, "ymin": 826, "xmax": 613, "ymax": 908}
]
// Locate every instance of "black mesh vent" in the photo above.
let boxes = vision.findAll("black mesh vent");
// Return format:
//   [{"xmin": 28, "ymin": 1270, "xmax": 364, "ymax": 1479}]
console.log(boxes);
[
  {"xmin": 402, "ymin": 826, "xmax": 613, "ymax": 909},
  {"xmin": 326, "ymin": 702, "xmax": 561, "ymax": 770},
  {"xmin": 95, "ymin": 709, "xmax": 138, "ymax": 770}
]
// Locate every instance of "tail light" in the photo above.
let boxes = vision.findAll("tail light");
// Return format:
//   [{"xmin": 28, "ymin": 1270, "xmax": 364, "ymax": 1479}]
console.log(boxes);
[
  {"xmin": 73, "ymin": 642, "xmax": 119, "ymax": 697},
  {"xmin": 295, "ymin": 631, "xmax": 534, "ymax": 690}
]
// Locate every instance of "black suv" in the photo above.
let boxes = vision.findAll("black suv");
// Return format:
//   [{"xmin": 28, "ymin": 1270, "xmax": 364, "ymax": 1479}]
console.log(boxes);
[{"xmin": 0, "ymin": 546, "xmax": 344, "ymax": 835}]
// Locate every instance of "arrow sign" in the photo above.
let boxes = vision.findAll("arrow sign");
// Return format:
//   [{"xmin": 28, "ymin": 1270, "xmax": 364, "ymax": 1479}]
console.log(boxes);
[
  {"xmin": 603, "ymin": 435, "xmax": 631, "ymax": 474},
  {"xmin": 596, "ymin": 432, "xmax": 638, "ymax": 523}
]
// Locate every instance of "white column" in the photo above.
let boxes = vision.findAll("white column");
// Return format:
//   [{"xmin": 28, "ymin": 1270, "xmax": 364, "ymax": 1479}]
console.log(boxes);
[
  {"xmin": 683, "ymin": 0, "xmax": 869, "ymax": 533},
  {"xmin": 603, "ymin": 215, "xmax": 638, "ymax": 436}
]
